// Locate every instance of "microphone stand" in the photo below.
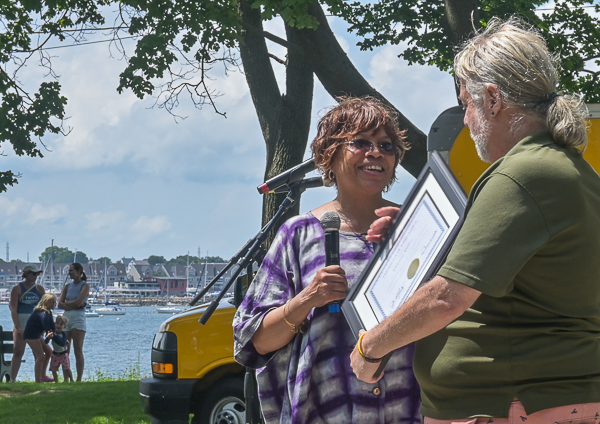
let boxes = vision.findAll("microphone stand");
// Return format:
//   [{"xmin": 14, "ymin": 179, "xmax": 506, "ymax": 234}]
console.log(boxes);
[{"xmin": 191, "ymin": 177, "xmax": 324, "ymax": 424}]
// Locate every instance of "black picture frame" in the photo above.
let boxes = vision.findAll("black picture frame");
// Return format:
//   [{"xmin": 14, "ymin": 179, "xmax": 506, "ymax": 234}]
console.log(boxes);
[{"xmin": 342, "ymin": 151, "xmax": 467, "ymax": 339}]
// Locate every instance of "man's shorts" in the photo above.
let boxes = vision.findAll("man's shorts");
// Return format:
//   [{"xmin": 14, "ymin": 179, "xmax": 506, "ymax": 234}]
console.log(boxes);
[
  {"xmin": 424, "ymin": 399, "xmax": 600, "ymax": 424},
  {"xmin": 49, "ymin": 352, "xmax": 71, "ymax": 372}
]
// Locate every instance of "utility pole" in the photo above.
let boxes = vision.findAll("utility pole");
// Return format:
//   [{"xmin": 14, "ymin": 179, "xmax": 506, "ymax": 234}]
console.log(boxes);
[{"xmin": 5, "ymin": 242, "xmax": 8, "ymax": 262}]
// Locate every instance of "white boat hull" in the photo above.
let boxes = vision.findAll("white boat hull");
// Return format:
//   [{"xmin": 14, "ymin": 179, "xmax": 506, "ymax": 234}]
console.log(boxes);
[{"xmin": 96, "ymin": 307, "xmax": 126, "ymax": 315}]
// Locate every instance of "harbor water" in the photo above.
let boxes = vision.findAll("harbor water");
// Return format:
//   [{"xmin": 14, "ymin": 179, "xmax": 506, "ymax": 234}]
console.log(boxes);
[{"xmin": 0, "ymin": 305, "xmax": 174, "ymax": 381}]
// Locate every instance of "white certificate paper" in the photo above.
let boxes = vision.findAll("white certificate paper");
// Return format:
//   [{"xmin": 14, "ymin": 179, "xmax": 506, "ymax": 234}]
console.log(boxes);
[{"xmin": 366, "ymin": 192, "xmax": 449, "ymax": 321}]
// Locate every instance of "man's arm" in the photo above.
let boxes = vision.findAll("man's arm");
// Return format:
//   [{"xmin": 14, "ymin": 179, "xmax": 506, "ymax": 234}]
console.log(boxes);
[{"xmin": 350, "ymin": 275, "xmax": 481, "ymax": 383}]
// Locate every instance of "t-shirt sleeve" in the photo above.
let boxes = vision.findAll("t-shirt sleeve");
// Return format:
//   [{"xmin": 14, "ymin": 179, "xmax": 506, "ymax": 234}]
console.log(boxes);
[
  {"xmin": 233, "ymin": 222, "xmax": 300, "ymax": 369},
  {"xmin": 438, "ymin": 173, "xmax": 550, "ymax": 297}
]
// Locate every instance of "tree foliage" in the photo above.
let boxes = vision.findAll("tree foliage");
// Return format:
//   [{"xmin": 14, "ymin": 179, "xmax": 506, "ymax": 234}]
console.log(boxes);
[
  {"xmin": 146, "ymin": 255, "xmax": 166, "ymax": 265},
  {"xmin": 95, "ymin": 256, "xmax": 112, "ymax": 264},
  {"xmin": 38, "ymin": 245, "xmax": 88, "ymax": 263},
  {"xmin": 335, "ymin": 0, "xmax": 600, "ymax": 100},
  {"xmin": 0, "ymin": 0, "xmax": 108, "ymax": 193},
  {"xmin": 164, "ymin": 254, "xmax": 227, "ymax": 265}
]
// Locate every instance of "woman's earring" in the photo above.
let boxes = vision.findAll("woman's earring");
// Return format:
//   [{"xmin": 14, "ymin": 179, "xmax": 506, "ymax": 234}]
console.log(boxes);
[
  {"xmin": 328, "ymin": 170, "xmax": 335, "ymax": 182},
  {"xmin": 491, "ymin": 111, "xmax": 495, "ymax": 116}
]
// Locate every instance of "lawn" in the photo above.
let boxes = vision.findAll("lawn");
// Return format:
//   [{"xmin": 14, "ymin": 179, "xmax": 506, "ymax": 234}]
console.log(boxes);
[{"xmin": 0, "ymin": 381, "xmax": 151, "ymax": 424}]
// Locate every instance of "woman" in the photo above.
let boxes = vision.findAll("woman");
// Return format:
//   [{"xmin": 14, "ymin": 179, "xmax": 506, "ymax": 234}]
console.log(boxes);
[
  {"xmin": 234, "ymin": 97, "xmax": 421, "ymax": 424},
  {"xmin": 23, "ymin": 293, "xmax": 57, "ymax": 383},
  {"xmin": 58, "ymin": 262, "xmax": 89, "ymax": 382},
  {"xmin": 9, "ymin": 265, "xmax": 54, "ymax": 382}
]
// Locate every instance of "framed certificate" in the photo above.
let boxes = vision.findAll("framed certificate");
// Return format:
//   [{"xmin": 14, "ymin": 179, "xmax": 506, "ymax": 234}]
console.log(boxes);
[{"xmin": 342, "ymin": 151, "xmax": 467, "ymax": 338}]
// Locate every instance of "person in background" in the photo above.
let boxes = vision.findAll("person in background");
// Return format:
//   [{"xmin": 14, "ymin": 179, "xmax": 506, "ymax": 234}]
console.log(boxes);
[
  {"xmin": 351, "ymin": 17, "xmax": 600, "ymax": 424},
  {"xmin": 46, "ymin": 315, "xmax": 73, "ymax": 383},
  {"xmin": 9, "ymin": 264, "xmax": 53, "ymax": 382},
  {"xmin": 234, "ymin": 97, "xmax": 420, "ymax": 424},
  {"xmin": 23, "ymin": 293, "xmax": 57, "ymax": 383},
  {"xmin": 58, "ymin": 262, "xmax": 89, "ymax": 382}
]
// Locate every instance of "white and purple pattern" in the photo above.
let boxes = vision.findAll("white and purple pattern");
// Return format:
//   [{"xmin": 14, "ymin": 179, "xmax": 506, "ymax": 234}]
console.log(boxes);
[{"xmin": 234, "ymin": 212, "xmax": 420, "ymax": 424}]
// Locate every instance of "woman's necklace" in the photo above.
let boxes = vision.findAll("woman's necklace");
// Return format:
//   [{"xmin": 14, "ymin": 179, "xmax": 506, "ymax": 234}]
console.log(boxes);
[{"xmin": 334, "ymin": 205, "xmax": 368, "ymax": 241}]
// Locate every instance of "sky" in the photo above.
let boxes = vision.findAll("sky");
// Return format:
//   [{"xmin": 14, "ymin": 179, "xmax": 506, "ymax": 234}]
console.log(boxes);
[{"xmin": 0, "ymin": 7, "xmax": 460, "ymax": 263}]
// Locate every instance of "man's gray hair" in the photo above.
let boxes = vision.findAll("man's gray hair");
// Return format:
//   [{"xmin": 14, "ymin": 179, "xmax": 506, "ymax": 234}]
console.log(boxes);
[{"xmin": 454, "ymin": 17, "xmax": 588, "ymax": 149}]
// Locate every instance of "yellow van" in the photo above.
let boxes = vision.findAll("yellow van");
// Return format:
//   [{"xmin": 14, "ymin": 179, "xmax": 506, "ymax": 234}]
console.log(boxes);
[
  {"xmin": 140, "ymin": 104, "xmax": 600, "ymax": 424},
  {"xmin": 139, "ymin": 297, "xmax": 243, "ymax": 424}
]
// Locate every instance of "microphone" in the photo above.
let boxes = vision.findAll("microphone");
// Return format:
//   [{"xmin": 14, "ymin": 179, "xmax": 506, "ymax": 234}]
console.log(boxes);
[
  {"xmin": 320, "ymin": 211, "xmax": 341, "ymax": 316},
  {"xmin": 270, "ymin": 176, "xmax": 331, "ymax": 194},
  {"xmin": 257, "ymin": 158, "xmax": 316, "ymax": 194}
]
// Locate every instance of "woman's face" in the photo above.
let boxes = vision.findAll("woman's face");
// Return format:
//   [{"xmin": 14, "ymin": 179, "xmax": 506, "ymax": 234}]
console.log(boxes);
[
  {"xmin": 68, "ymin": 265, "xmax": 80, "ymax": 279},
  {"xmin": 24, "ymin": 271, "xmax": 39, "ymax": 283},
  {"xmin": 331, "ymin": 126, "xmax": 396, "ymax": 197}
]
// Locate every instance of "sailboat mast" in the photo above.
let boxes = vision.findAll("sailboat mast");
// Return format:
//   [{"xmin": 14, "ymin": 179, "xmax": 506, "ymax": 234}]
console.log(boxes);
[{"xmin": 104, "ymin": 260, "xmax": 107, "ymax": 304}]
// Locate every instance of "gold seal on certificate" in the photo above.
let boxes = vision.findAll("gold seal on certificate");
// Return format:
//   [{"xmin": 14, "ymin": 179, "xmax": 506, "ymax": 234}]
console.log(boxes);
[{"xmin": 407, "ymin": 258, "xmax": 420, "ymax": 280}]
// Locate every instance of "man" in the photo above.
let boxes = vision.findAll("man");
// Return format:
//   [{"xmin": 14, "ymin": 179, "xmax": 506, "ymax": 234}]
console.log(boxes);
[{"xmin": 350, "ymin": 17, "xmax": 600, "ymax": 424}]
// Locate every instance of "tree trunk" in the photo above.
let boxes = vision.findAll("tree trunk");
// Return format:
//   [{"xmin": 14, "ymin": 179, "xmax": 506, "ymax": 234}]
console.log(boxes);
[
  {"xmin": 444, "ymin": 0, "xmax": 480, "ymax": 96},
  {"xmin": 238, "ymin": 0, "xmax": 314, "ymax": 247},
  {"xmin": 295, "ymin": 2, "xmax": 428, "ymax": 178}
]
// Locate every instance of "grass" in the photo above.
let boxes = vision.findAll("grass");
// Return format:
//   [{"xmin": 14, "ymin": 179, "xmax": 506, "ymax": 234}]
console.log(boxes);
[{"xmin": 0, "ymin": 380, "xmax": 151, "ymax": 424}]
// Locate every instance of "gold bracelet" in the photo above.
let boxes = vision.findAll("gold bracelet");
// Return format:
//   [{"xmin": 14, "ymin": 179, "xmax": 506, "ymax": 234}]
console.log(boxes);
[
  {"xmin": 282, "ymin": 300, "xmax": 307, "ymax": 334},
  {"xmin": 357, "ymin": 331, "xmax": 383, "ymax": 363}
]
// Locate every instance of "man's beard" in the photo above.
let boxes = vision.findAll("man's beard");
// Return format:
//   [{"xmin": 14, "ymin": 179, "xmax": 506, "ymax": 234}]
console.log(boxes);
[{"xmin": 471, "ymin": 106, "xmax": 492, "ymax": 163}]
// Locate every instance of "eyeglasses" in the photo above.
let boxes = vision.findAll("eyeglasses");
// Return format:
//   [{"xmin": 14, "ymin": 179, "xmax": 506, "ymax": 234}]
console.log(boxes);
[{"xmin": 344, "ymin": 139, "xmax": 398, "ymax": 156}]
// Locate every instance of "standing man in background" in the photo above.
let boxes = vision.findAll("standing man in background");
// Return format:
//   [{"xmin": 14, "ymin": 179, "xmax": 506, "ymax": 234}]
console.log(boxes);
[{"xmin": 351, "ymin": 17, "xmax": 600, "ymax": 424}]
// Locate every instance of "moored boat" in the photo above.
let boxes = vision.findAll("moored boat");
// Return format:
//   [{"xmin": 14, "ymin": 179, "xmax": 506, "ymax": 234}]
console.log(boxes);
[{"xmin": 96, "ymin": 306, "xmax": 126, "ymax": 315}]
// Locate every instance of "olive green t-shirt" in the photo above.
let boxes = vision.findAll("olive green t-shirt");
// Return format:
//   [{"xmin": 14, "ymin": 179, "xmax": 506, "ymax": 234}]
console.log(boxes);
[{"xmin": 416, "ymin": 131, "xmax": 600, "ymax": 419}]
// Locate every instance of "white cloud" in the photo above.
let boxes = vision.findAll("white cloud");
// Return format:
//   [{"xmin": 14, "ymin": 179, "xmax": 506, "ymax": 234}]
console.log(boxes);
[
  {"xmin": 85, "ymin": 211, "xmax": 126, "ymax": 232},
  {"xmin": 0, "ymin": 197, "xmax": 67, "ymax": 226},
  {"xmin": 132, "ymin": 215, "xmax": 172, "ymax": 239}
]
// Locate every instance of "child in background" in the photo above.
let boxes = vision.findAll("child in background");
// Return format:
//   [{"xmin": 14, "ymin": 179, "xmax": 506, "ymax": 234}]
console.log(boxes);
[
  {"xmin": 23, "ymin": 293, "xmax": 57, "ymax": 383},
  {"xmin": 46, "ymin": 315, "xmax": 74, "ymax": 383}
]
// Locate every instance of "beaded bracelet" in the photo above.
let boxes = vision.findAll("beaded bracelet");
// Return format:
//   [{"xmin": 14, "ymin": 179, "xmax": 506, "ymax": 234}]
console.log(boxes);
[
  {"xmin": 357, "ymin": 331, "xmax": 383, "ymax": 363},
  {"xmin": 283, "ymin": 300, "xmax": 307, "ymax": 334}
]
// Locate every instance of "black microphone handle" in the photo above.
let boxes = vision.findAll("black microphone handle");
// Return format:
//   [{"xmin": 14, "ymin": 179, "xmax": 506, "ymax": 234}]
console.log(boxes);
[{"xmin": 324, "ymin": 229, "xmax": 341, "ymax": 316}]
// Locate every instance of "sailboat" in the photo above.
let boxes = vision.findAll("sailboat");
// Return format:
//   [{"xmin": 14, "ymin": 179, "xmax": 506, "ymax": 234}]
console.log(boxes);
[{"xmin": 95, "ymin": 261, "xmax": 126, "ymax": 315}]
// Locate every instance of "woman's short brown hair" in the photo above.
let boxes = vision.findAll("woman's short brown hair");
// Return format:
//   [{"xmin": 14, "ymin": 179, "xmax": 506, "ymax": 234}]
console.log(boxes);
[{"xmin": 310, "ymin": 96, "xmax": 409, "ymax": 191}]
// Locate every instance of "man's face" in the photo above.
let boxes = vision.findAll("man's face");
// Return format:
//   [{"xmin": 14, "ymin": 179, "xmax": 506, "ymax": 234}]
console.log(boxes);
[{"xmin": 460, "ymin": 85, "xmax": 493, "ymax": 163}]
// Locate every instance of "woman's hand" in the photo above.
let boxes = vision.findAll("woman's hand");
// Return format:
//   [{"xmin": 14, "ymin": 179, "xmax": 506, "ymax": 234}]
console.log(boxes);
[
  {"xmin": 300, "ymin": 265, "xmax": 348, "ymax": 308},
  {"xmin": 366, "ymin": 206, "xmax": 400, "ymax": 244}
]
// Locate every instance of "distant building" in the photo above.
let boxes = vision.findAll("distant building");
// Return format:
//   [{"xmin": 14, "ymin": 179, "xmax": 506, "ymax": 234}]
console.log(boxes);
[{"xmin": 0, "ymin": 258, "xmax": 236, "ymax": 298}]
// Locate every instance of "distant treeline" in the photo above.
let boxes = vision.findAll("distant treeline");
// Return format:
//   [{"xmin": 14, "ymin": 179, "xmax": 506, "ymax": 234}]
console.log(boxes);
[{"xmin": 0, "ymin": 247, "xmax": 226, "ymax": 265}]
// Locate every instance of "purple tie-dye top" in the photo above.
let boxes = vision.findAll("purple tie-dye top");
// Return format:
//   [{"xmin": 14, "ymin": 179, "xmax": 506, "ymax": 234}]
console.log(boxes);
[{"xmin": 234, "ymin": 212, "xmax": 420, "ymax": 424}]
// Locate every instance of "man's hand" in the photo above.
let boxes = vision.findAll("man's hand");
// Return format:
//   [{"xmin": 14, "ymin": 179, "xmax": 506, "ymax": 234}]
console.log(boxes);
[
  {"xmin": 366, "ymin": 207, "xmax": 400, "ymax": 243},
  {"xmin": 350, "ymin": 330, "xmax": 384, "ymax": 383}
]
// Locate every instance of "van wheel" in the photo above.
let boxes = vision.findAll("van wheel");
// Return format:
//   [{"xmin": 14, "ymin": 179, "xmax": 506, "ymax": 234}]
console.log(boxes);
[{"xmin": 193, "ymin": 378, "xmax": 246, "ymax": 424}]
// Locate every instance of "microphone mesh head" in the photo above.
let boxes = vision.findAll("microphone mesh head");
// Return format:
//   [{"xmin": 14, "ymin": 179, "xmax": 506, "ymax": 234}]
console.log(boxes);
[{"xmin": 320, "ymin": 211, "xmax": 341, "ymax": 231}]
